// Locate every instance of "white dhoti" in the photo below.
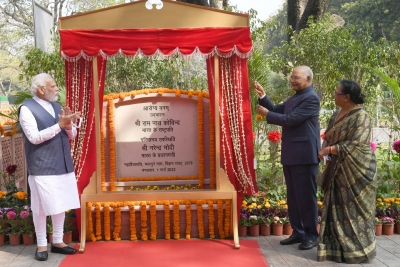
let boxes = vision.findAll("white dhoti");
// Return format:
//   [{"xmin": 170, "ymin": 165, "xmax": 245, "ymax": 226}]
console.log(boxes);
[{"xmin": 29, "ymin": 172, "xmax": 80, "ymax": 216}]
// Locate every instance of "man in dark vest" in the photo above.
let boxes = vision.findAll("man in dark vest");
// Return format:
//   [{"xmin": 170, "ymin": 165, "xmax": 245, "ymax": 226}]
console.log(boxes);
[
  {"xmin": 19, "ymin": 73, "xmax": 81, "ymax": 261},
  {"xmin": 254, "ymin": 66, "xmax": 320, "ymax": 250}
]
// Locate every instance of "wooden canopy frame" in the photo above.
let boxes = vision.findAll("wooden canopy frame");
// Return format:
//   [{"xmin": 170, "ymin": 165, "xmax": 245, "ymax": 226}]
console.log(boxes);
[{"xmin": 58, "ymin": 0, "xmax": 254, "ymax": 251}]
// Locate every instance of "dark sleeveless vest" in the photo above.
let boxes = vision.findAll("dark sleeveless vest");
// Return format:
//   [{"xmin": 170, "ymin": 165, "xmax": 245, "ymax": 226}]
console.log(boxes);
[{"xmin": 21, "ymin": 99, "xmax": 74, "ymax": 176}]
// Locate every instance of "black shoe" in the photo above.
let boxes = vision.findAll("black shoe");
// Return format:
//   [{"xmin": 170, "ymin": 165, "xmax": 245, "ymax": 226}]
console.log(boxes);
[
  {"xmin": 280, "ymin": 235, "xmax": 303, "ymax": 245},
  {"xmin": 298, "ymin": 239, "xmax": 318, "ymax": 250},
  {"xmin": 35, "ymin": 249, "xmax": 48, "ymax": 261},
  {"xmin": 51, "ymin": 244, "xmax": 77, "ymax": 255}
]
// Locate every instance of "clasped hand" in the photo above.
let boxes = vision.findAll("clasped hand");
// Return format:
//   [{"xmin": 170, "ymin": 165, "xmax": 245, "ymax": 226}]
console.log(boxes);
[{"xmin": 58, "ymin": 107, "xmax": 81, "ymax": 130}]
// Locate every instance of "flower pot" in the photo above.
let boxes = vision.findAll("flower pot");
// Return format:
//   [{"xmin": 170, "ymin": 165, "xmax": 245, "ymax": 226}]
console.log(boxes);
[
  {"xmin": 47, "ymin": 232, "xmax": 53, "ymax": 244},
  {"xmin": 8, "ymin": 234, "xmax": 21, "ymax": 246},
  {"xmin": 63, "ymin": 232, "xmax": 73, "ymax": 244},
  {"xmin": 273, "ymin": 224, "xmax": 283, "ymax": 236},
  {"xmin": 396, "ymin": 223, "xmax": 400, "ymax": 234},
  {"xmin": 238, "ymin": 225, "xmax": 247, "ymax": 237},
  {"xmin": 382, "ymin": 224, "xmax": 394, "ymax": 235},
  {"xmin": 0, "ymin": 233, "xmax": 5, "ymax": 246},
  {"xmin": 283, "ymin": 224, "xmax": 293, "ymax": 235},
  {"xmin": 22, "ymin": 233, "xmax": 35, "ymax": 245},
  {"xmin": 375, "ymin": 224, "xmax": 382, "ymax": 236},
  {"xmin": 249, "ymin": 225, "xmax": 259, "ymax": 237},
  {"xmin": 260, "ymin": 224, "xmax": 271, "ymax": 236}
]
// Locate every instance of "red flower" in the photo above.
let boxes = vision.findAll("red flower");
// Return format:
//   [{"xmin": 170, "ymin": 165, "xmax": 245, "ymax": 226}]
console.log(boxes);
[
  {"xmin": 6, "ymin": 164, "xmax": 17, "ymax": 175},
  {"xmin": 320, "ymin": 132, "xmax": 326, "ymax": 140},
  {"xmin": 267, "ymin": 130, "xmax": 281, "ymax": 142}
]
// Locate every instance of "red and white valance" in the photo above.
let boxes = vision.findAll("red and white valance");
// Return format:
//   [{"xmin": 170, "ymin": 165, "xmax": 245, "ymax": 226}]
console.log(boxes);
[{"xmin": 59, "ymin": 27, "xmax": 253, "ymax": 61}]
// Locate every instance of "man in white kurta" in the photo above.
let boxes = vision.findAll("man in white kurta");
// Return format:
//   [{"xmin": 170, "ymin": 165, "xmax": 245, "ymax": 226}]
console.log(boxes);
[{"xmin": 19, "ymin": 73, "xmax": 80, "ymax": 261}]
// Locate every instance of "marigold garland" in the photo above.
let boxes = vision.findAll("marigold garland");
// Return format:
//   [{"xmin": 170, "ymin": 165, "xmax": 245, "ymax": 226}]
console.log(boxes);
[
  {"xmin": 117, "ymin": 176, "xmax": 198, "ymax": 182},
  {"xmin": 164, "ymin": 201, "xmax": 171, "ymax": 240},
  {"xmin": 198, "ymin": 94, "xmax": 204, "ymax": 189},
  {"xmin": 217, "ymin": 200, "xmax": 225, "ymax": 239},
  {"xmin": 224, "ymin": 200, "xmax": 231, "ymax": 238},
  {"xmin": 112, "ymin": 205, "xmax": 122, "ymax": 241},
  {"xmin": 150, "ymin": 201, "xmax": 157, "ymax": 240},
  {"xmin": 87, "ymin": 202, "xmax": 96, "ymax": 242},
  {"xmin": 185, "ymin": 201, "xmax": 191, "ymax": 239},
  {"xmin": 209, "ymin": 104, "xmax": 216, "ymax": 189},
  {"xmin": 108, "ymin": 99, "xmax": 116, "ymax": 191},
  {"xmin": 173, "ymin": 201, "xmax": 180, "ymax": 239},
  {"xmin": 104, "ymin": 203, "xmax": 111, "ymax": 240},
  {"xmin": 129, "ymin": 205, "xmax": 137, "ymax": 241},
  {"xmin": 100, "ymin": 109, "xmax": 107, "ymax": 191},
  {"xmin": 208, "ymin": 201, "xmax": 215, "ymax": 239},
  {"xmin": 197, "ymin": 200, "xmax": 205, "ymax": 238},
  {"xmin": 95, "ymin": 204, "xmax": 102, "ymax": 240},
  {"xmin": 140, "ymin": 202, "xmax": 148, "ymax": 241}
]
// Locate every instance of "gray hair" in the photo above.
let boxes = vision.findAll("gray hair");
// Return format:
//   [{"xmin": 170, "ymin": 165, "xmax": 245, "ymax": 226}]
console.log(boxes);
[
  {"xmin": 30, "ymin": 73, "xmax": 53, "ymax": 96},
  {"xmin": 297, "ymin": 65, "xmax": 313, "ymax": 80}
]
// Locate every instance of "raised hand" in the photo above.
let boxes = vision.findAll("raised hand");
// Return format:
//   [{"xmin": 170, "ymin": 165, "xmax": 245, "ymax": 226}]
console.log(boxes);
[
  {"xmin": 253, "ymin": 81, "xmax": 265, "ymax": 98},
  {"xmin": 58, "ymin": 107, "xmax": 81, "ymax": 130}
]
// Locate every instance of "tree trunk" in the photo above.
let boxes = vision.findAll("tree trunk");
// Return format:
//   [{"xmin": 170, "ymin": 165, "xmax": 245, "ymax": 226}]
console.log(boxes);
[{"xmin": 288, "ymin": 0, "xmax": 329, "ymax": 37}]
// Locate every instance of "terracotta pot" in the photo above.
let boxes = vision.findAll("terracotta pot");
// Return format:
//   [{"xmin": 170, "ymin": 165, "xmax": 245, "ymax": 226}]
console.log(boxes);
[
  {"xmin": 0, "ymin": 233, "xmax": 5, "ymax": 246},
  {"xmin": 8, "ymin": 234, "xmax": 21, "ymax": 246},
  {"xmin": 375, "ymin": 224, "xmax": 382, "ymax": 236},
  {"xmin": 22, "ymin": 233, "xmax": 35, "ymax": 245},
  {"xmin": 47, "ymin": 232, "xmax": 53, "ymax": 244},
  {"xmin": 283, "ymin": 224, "xmax": 293, "ymax": 235},
  {"xmin": 272, "ymin": 224, "xmax": 283, "ymax": 236},
  {"xmin": 63, "ymin": 232, "xmax": 73, "ymax": 244},
  {"xmin": 382, "ymin": 224, "xmax": 394, "ymax": 235},
  {"xmin": 249, "ymin": 225, "xmax": 259, "ymax": 237},
  {"xmin": 260, "ymin": 224, "xmax": 271, "ymax": 236},
  {"xmin": 396, "ymin": 223, "xmax": 400, "ymax": 234},
  {"xmin": 238, "ymin": 225, "xmax": 247, "ymax": 237}
]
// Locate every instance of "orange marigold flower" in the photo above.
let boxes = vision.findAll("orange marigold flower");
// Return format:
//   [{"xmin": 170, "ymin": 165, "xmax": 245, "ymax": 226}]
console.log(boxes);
[{"xmin": 255, "ymin": 114, "xmax": 263, "ymax": 121}]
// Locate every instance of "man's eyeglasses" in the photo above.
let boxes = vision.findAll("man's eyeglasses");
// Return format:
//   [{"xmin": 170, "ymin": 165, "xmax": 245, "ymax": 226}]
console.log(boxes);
[{"xmin": 289, "ymin": 76, "xmax": 305, "ymax": 81}]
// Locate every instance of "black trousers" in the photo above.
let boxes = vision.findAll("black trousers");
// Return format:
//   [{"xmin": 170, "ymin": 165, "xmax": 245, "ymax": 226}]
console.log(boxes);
[{"xmin": 283, "ymin": 164, "xmax": 319, "ymax": 241}]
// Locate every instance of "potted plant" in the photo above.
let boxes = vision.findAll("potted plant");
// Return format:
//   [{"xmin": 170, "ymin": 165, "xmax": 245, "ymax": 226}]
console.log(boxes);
[
  {"xmin": 20, "ymin": 208, "xmax": 35, "ymax": 245},
  {"xmin": 238, "ymin": 211, "xmax": 250, "ymax": 237},
  {"xmin": 283, "ymin": 217, "xmax": 293, "ymax": 235},
  {"xmin": 382, "ymin": 216, "xmax": 395, "ymax": 235},
  {"xmin": 272, "ymin": 216, "xmax": 285, "ymax": 236},
  {"xmin": 395, "ymin": 215, "xmax": 400, "ymax": 234},
  {"xmin": 259, "ymin": 216, "xmax": 272, "ymax": 236},
  {"xmin": 248, "ymin": 215, "xmax": 260, "ymax": 236},
  {"xmin": 6, "ymin": 210, "xmax": 22, "ymax": 246},
  {"xmin": 63, "ymin": 213, "xmax": 75, "ymax": 244},
  {"xmin": 375, "ymin": 217, "xmax": 383, "ymax": 236},
  {"xmin": 0, "ymin": 223, "xmax": 6, "ymax": 246}
]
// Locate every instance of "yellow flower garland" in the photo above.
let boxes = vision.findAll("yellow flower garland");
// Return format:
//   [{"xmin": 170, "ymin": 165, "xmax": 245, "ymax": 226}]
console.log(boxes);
[
  {"xmin": 140, "ymin": 202, "xmax": 148, "ymax": 241},
  {"xmin": 108, "ymin": 99, "xmax": 116, "ymax": 191},
  {"xmin": 197, "ymin": 200, "xmax": 205, "ymax": 238},
  {"xmin": 208, "ymin": 201, "xmax": 215, "ymax": 239},
  {"xmin": 185, "ymin": 201, "xmax": 191, "ymax": 239},
  {"xmin": 164, "ymin": 201, "xmax": 171, "ymax": 240},
  {"xmin": 209, "ymin": 104, "xmax": 216, "ymax": 189},
  {"xmin": 112, "ymin": 205, "xmax": 122, "ymax": 241},
  {"xmin": 104, "ymin": 203, "xmax": 111, "ymax": 241},
  {"xmin": 102, "ymin": 89, "xmax": 214, "ymax": 191},
  {"xmin": 173, "ymin": 201, "xmax": 180, "ymax": 239},
  {"xmin": 150, "ymin": 201, "xmax": 157, "ymax": 240},
  {"xmin": 100, "ymin": 110, "xmax": 106, "ymax": 191},
  {"xmin": 87, "ymin": 202, "xmax": 96, "ymax": 242},
  {"xmin": 95, "ymin": 204, "xmax": 102, "ymax": 240},
  {"xmin": 217, "ymin": 200, "xmax": 225, "ymax": 239},
  {"xmin": 129, "ymin": 204, "xmax": 137, "ymax": 241}
]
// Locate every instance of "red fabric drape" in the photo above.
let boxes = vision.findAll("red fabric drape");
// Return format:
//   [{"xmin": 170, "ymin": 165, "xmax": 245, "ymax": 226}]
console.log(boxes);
[
  {"xmin": 59, "ymin": 28, "xmax": 253, "ymax": 59},
  {"xmin": 206, "ymin": 55, "xmax": 257, "ymax": 216},
  {"xmin": 65, "ymin": 57, "xmax": 107, "ymax": 239}
]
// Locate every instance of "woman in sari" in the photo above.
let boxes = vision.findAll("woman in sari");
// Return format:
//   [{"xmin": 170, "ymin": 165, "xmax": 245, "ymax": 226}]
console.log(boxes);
[{"xmin": 317, "ymin": 80, "xmax": 377, "ymax": 263}]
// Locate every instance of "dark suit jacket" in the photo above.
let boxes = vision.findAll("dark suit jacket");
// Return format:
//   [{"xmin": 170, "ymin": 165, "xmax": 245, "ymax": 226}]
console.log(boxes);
[{"xmin": 259, "ymin": 86, "xmax": 321, "ymax": 165}]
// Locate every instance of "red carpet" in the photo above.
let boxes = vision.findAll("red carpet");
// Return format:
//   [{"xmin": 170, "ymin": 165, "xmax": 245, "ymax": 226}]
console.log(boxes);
[{"xmin": 59, "ymin": 239, "xmax": 269, "ymax": 267}]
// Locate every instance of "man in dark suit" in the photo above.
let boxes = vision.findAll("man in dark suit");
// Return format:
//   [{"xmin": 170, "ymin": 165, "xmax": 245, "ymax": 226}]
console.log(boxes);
[{"xmin": 254, "ymin": 66, "xmax": 320, "ymax": 250}]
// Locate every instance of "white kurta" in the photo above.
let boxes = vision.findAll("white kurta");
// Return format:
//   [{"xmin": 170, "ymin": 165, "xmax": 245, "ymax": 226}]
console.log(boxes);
[{"xmin": 20, "ymin": 96, "xmax": 80, "ymax": 215}]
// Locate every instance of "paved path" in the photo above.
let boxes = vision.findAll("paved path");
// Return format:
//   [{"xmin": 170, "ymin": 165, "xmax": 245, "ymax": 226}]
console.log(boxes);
[{"xmin": 1, "ymin": 234, "xmax": 400, "ymax": 266}]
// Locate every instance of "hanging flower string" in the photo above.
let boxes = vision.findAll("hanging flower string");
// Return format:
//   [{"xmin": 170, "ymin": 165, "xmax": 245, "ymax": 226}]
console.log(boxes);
[
  {"xmin": 224, "ymin": 200, "xmax": 231, "ymax": 237},
  {"xmin": 113, "ymin": 206, "xmax": 122, "ymax": 241},
  {"xmin": 100, "ymin": 107, "xmax": 107, "ymax": 191},
  {"xmin": 197, "ymin": 200, "xmax": 205, "ymax": 238},
  {"xmin": 164, "ymin": 201, "xmax": 171, "ymax": 240},
  {"xmin": 103, "ymin": 89, "xmax": 213, "ymax": 191},
  {"xmin": 185, "ymin": 201, "xmax": 191, "ymax": 239},
  {"xmin": 104, "ymin": 203, "xmax": 111, "ymax": 240},
  {"xmin": 87, "ymin": 202, "xmax": 96, "ymax": 242},
  {"xmin": 217, "ymin": 200, "xmax": 225, "ymax": 239},
  {"xmin": 129, "ymin": 204, "xmax": 137, "ymax": 241},
  {"xmin": 209, "ymin": 104, "xmax": 216, "ymax": 189},
  {"xmin": 208, "ymin": 201, "xmax": 215, "ymax": 238},
  {"xmin": 150, "ymin": 201, "xmax": 157, "ymax": 240},
  {"xmin": 173, "ymin": 201, "xmax": 180, "ymax": 239},
  {"xmin": 95, "ymin": 204, "xmax": 102, "ymax": 240},
  {"xmin": 140, "ymin": 202, "xmax": 148, "ymax": 241}
]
